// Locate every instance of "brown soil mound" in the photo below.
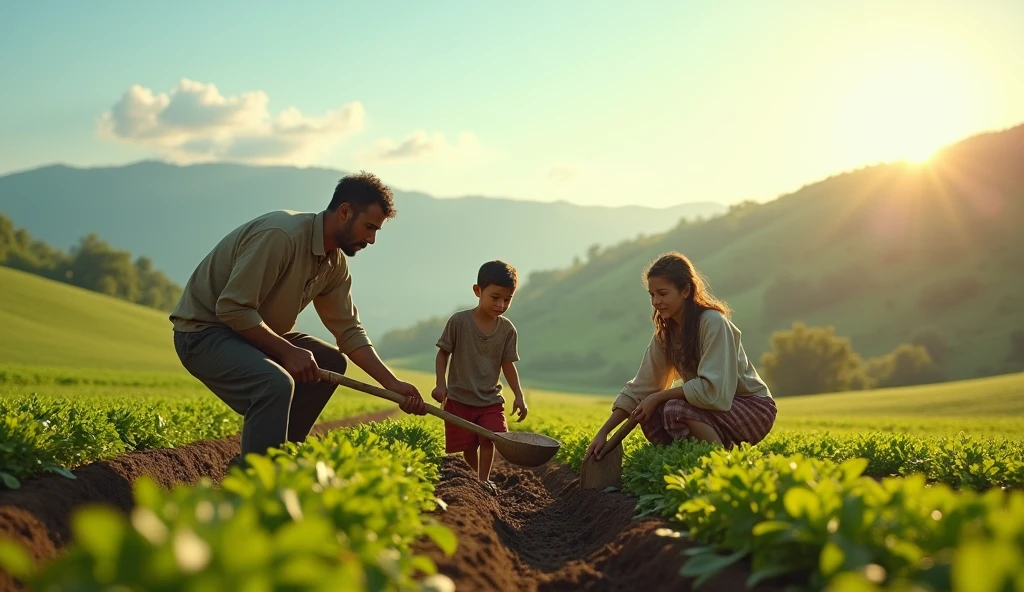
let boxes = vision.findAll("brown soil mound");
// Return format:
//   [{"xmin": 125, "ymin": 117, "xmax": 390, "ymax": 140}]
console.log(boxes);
[
  {"xmin": 0, "ymin": 409, "xmax": 394, "ymax": 591},
  {"xmin": 416, "ymin": 457, "xmax": 792, "ymax": 592}
]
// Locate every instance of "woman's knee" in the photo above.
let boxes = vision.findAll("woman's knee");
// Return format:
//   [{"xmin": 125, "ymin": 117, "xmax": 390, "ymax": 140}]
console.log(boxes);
[{"xmin": 683, "ymin": 419, "xmax": 722, "ymax": 443}]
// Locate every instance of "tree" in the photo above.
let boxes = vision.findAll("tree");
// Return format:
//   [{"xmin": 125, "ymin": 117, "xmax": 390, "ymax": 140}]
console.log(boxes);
[
  {"xmin": 866, "ymin": 344, "xmax": 940, "ymax": 388},
  {"xmin": 67, "ymin": 233, "xmax": 139, "ymax": 302},
  {"xmin": 1007, "ymin": 330, "xmax": 1024, "ymax": 371},
  {"xmin": 759, "ymin": 322, "xmax": 873, "ymax": 396},
  {"xmin": 911, "ymin": 328, "xmax": 949, "ymax": 367},
  {"xmin": 0, "ymin": 215, "xmax": 14, "ymax": 261},
  {"xmin": 0, "ymin": 213, "xmax": 181, "ymax": 312}
]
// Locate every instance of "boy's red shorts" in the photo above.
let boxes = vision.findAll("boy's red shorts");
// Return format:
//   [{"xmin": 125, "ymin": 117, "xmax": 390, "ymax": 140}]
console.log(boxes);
[{"xmin": 442, "ymin": 398, "xmax": 508, "ymax": 453}]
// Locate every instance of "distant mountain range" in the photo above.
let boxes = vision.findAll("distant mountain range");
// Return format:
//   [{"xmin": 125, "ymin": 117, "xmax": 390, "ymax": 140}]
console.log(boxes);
[{"xmin": 0, "ymin": 161, "xmax": 723, "ymax": 339}]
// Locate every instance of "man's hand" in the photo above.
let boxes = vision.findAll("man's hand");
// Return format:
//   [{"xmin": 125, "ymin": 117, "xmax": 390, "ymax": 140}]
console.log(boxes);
[
  {"xmin": 511, "ymin": 395, "xmax": 528, "ymax": 422},
  {"xmin": 280, "ymin": 345, "xmax": 321, "ymax": 384},
  {"xmin": 346, "ymin": 346, "xmax": 427, "ymax": 415},
  {"xmin": 386, "ymin": 379, "xmax": 427, "ymax": 415},
  {"xmin": 431, "ymin": 385, "xmax": 448, "ymax": 404}
]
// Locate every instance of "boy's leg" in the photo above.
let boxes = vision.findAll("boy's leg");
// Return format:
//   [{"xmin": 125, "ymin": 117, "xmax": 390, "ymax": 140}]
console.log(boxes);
[
  {"xmin": 475, "ymin": 403, "xmax": 508, "ymax": 484},
  {"xmin": 173, "ymin": 327, "xmax": 296, "ymax": 460},
  {"xmin": 462, "ymin": 446, "xmax": 479, "ymax": 472},
  {"xmin": 280, "ymin": 332, "xmax": 348, "ymax": 442},
  {"xmin": 443, "ymin": 399, "xmax": 481, "ymax": 470},
  {"xmin": 478, "ymin": 440, "xmax": 495, "ymax": 481}
]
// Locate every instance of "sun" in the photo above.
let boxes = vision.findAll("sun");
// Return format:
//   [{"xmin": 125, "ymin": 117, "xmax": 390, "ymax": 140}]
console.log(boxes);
[
  {"xmin": 831, "ymin": 48, "xmax": 980, "ymax": 166},
  {"xmin": 905, "ymin": 144, "xmax": 938, "ymax": 164}
]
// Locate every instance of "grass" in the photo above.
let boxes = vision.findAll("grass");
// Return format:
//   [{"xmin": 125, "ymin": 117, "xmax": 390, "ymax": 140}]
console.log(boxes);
[
  {"xmin": 776, "ymin": 371, "xmax": 1024, "ymax": 417},
  {"xmin": 0, "ymin": 362, "xmax": 393, "ymax": 418},
  {"xmin": 774, "ymin": 372, "xmax": 1024, "ymax": 438},
  {"xmin": 383, "ymin": 366, "xmax": 1024, "ymax": 440},
  {"xmin": 0, "ymin": 266, "xmax": 183, "ymax": 373}
]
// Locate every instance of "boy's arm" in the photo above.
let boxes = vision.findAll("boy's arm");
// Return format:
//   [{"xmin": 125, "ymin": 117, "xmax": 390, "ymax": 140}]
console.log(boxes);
[
  {"xmin": 502, "ymin": 361, "xmax": 528, "ymax": 422},
  {"xmin": 435, "ymin": 348, "xmax": 450, "ymax": 386},
  {"xmin": 431, "ymin": 348, "xmax": 451, "ymax": 403},
  {"xmin": 432, "ymin": 316, "xmax": 457, "ymax": 403}
]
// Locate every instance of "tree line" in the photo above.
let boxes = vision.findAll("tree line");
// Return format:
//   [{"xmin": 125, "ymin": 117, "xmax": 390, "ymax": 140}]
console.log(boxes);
[
  {"xmin": 759, "ymin": 322, "xmax": 948, "ymax": 396},
  {"xmin": 0, "ymin": 213, "xmax": 181, "ymax": 311}
]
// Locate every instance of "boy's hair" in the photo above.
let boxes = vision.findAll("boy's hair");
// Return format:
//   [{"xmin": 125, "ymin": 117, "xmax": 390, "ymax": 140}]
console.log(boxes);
[
  {"xmin": 327, "ymin": 171, "xmax": 396, "ymax": 218},
  {"xmin": 477, "ymin": 260, "xmax": 518, "ymax": 290}
]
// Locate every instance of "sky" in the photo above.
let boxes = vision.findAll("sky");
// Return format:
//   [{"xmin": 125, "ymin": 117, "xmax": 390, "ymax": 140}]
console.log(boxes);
[{"xmin": 1, "ymin": 0, "xmax": 1022, "ymax": 208}]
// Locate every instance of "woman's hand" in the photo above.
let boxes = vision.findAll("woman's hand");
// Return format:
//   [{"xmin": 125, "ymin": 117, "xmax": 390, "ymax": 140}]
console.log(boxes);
[
  {"xmin": 585, "ymin": 430, "xmax": 609, "ymax": 461},
  {"xmin": 630, "ymin": 391, "xmax": 668, "ymax": 423}
]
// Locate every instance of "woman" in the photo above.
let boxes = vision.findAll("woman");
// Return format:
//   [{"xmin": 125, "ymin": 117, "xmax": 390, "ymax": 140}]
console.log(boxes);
[{"xmin": 585, "ymin": 252, "xmax": 776, "ymax": 461}]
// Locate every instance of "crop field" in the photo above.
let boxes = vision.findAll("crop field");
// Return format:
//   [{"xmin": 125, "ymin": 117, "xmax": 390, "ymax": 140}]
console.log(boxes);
[{"xmin": 1, "ymin": 359, "xmax": 1022, "ymax": 591}]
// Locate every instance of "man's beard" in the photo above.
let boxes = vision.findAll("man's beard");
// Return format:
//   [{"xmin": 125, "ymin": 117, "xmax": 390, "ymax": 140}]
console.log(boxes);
[{"xmin": 335, "ymin": 225, "xmax": 368, "ymax": 257}]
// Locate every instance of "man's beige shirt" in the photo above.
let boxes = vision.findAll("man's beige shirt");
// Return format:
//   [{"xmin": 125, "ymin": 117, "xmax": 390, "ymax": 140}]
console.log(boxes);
[{"xmin": 169, "ymin": 210, "xmax": 371, "ymax": 354}]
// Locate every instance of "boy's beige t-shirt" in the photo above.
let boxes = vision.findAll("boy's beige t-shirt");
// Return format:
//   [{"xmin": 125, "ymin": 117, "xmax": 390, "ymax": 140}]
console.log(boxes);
[{"xmin": 437, "ymin": 309, "xmax": 519, "ymax": 407}]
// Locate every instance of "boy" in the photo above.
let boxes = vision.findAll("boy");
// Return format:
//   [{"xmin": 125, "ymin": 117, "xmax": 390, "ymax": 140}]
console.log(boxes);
[{"xmin": 431, "ymin": 260, "xmax": 528, "ymax": 494}]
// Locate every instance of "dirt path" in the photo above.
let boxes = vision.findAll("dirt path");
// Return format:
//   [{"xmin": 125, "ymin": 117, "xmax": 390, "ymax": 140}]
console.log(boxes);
[
  {"xmin": 416, "ymin": 457, "xmax": 792, "ymax": 592},
  {"xmin": 0, "ymin": 409, "xmax": 395, "ymax": 591}
]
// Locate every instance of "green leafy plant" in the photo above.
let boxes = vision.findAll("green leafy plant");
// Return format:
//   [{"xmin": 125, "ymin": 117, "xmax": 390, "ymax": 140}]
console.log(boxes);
[{"xmin": 0, "ymin": 428, "xmax": 456, "ymax": 591}]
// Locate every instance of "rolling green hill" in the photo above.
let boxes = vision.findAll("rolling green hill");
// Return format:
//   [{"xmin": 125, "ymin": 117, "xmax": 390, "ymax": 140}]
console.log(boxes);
[
  {"xmin": 0, "ymin": 266, "xmax": 183, "ymax": 373},
  {"xmin": 777, "ymin": 371, "xmax": 1024, "ymax": 418},
  {"xmin": 381, "ymin": 123, "xmax": 1024, "ymax": 391}
]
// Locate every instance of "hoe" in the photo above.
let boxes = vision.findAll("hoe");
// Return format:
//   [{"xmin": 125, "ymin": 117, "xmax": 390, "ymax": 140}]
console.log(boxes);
[
  {"xmin": 318, "ymin": 369, "xmax": 561, "ymax": 467},
  {"xmin": 579, "ymin": 417, "xmax": 639, "ymax": 490}
]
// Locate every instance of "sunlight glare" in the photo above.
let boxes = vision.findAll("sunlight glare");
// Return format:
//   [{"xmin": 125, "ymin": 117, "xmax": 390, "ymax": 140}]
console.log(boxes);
[{"xmin": 832, "ymin": 49, "xmax": 981, "ymax": 165}]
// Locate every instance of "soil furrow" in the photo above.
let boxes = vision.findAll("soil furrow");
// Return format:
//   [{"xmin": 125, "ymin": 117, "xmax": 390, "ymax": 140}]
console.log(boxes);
[
  {"xmin": 416, "ymin": 457, "xmax": 791, "ymax": 591},
  {"xmin": 0, "ymin": 409, "xmax": 395, "ymax": 591}
]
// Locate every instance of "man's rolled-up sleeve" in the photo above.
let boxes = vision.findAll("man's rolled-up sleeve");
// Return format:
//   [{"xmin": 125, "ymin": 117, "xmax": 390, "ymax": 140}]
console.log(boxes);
[{"xmin": 314, "ymin": 261, "xmax": 372, "ymax": 355}]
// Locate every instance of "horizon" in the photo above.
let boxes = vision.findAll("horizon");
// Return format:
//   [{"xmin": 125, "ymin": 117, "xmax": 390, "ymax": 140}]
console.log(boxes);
[
  {"xmin": 4, "ymin": 118, "xmax": 1020, "ymax": 211},
  {"xmin": 2, "ymin": 1, "xmax": 1023, "ymax": 209}
]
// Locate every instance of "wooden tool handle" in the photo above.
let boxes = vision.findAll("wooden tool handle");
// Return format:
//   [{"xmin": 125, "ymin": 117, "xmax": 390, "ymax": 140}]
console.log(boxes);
[
  {"xmin": 598, "ymin": 418, "xmax": 639, "ymax": 458},
  {"xmin": 317, "ymin": 369, "xmax": 499, "ymax": 443}
]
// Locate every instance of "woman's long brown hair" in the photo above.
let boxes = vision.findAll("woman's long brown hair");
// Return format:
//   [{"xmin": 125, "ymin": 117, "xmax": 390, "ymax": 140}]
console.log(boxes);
[{"xmin": 645, "ymin": 252, "xmax": 731, "ymax": 374}]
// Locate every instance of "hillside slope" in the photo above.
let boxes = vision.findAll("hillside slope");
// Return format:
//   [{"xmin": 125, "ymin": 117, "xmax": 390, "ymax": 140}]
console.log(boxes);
[
  {"xmin": 0, "ymin": 266, "xmax": 182, "ymax": 372},
  {"xmin": 383, "ymin": 124, "xmax": 1024, "ymax": 390}
]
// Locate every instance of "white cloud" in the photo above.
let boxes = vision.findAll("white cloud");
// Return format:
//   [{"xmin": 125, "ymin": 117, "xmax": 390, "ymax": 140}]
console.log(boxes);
[
  {"xmin": 545, "ymin": 164, "xmax": 587, "ymax": 185},
  {"xmin": 361, "ymin": 130, "xmax": 481, "ymax": 163},
  {"xmin": 97, "ymin": 79, "xmax": 365, "ymax": 165}
]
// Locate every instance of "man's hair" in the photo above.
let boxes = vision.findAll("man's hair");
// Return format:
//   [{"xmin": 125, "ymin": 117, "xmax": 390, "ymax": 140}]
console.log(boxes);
[
  {"xmin": 327, "ymin": 171, "xmax": 396, "ymax": 218},
  {"xmin": 477, "ymin": 260, "xmax": 518, "ymax": 290}
]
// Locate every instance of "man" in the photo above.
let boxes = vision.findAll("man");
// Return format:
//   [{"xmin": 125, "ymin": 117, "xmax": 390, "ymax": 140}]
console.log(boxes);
[{"xmin": 169, "ymin": 171, "xmax": 427, "ymax": 466}]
